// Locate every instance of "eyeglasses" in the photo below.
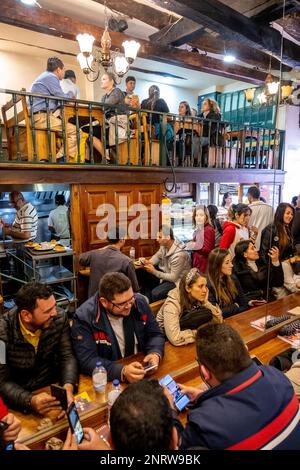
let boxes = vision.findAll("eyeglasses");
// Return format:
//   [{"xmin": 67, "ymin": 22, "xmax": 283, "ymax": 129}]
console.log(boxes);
[{"xmin": 110, "ymin": 295, "xmax": 135, "ymax": 310}]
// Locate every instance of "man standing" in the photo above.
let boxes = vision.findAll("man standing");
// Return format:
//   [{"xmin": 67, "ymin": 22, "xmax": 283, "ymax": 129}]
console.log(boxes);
[
  {"xmin": 61, "ymin": 70, "xmax": 80, "ymax": 99},
  {"xmin": 79, "ymin": 226, "xmax": 139, "ymax": 298},
  {"xmin": 72, "ymin": 272, "xmax": 164, "ymax": 383},
  {"xmin": 48, "ymin": 194, "xmax": 70, "ymax": 246},
  {"xmin": 123, "ymin": 76, "xmax": 137, "ymax": 106},
  {"xmin": 3, "ymin": 191, "xmax": 38, "ymax": 241},
  {"xmin": 247, "ymin": 186, "xmax": 273, "ymax": 249},
  {"xmin": 0, "ymin": 282, "xmax": 78, "ymax": 414},
  {"xmin": 137, "ymin": 226, "xmax": 191, "ymax": 302},
  {"xmin": 30, "ymin": 57, "xmax": 82, "ymax": 162}
]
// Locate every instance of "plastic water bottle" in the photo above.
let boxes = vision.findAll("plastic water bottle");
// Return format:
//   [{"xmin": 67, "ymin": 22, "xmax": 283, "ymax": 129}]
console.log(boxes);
[
  {"xmin": 129, "ymin": 246, "xmax": 135, "ymax": 260},
  {"xmin": 92, "ymin": 361, "xmax": 107, "ymax": 392},
  {"xmin": 107, "ymin": 379, "xmax": 122, "ymax": 409}
]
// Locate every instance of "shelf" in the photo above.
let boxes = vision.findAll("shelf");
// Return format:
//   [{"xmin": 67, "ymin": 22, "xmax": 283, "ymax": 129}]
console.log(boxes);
[{"xmin": 34, "ymin": 266, "xmax": 75, "ymax": 284}]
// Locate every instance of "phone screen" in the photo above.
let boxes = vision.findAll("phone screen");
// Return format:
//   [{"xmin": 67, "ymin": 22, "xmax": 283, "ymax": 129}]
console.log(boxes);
[
  {"xmin": 159, "ymin": 374, "xmax": 190, "ymax": 411},
  {"xmin": 51, "ymin": 384, "xmax": 68, "ymax": 410},
  {"xmin": 67, "ymin": 403, "xmax": 84, "ymax": 444}
]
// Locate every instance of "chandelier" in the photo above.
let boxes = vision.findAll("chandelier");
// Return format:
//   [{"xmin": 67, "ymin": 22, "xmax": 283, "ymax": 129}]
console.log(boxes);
[{"xmin": 76, "ymin": 2, "xmax": 140, "ymax": 82}]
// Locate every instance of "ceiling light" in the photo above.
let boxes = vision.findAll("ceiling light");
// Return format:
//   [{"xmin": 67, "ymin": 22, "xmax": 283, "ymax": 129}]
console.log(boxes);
[
  {"xmin": 223, "ymin": 54, "xmax": 236, "ymax": 63},
  {"xmin": 20, "ymin": 0, "xmax": 36, "ymax": 4}
]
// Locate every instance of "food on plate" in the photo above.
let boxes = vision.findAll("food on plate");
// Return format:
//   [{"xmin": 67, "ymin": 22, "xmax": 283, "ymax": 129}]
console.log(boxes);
[
  {"xmin": 25, "ymin": 241, "xmax": 39, "ymax": 248},
  {"xmin": 53, "ymin": 245, "xmax": 66, "ymax": 251},
  {"xmin": 34, "ymin": 242, "xmax": 54, "ymax": 251}
]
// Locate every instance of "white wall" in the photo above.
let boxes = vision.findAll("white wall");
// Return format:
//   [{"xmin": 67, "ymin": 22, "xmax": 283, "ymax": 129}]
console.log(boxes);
[
  {"xmin": 93, "ymin": 76, "xmax": 199, "ymax": 113},
  {"xmin": 0, "ymin": 50, "xmax": 91, "ymax": 106}
]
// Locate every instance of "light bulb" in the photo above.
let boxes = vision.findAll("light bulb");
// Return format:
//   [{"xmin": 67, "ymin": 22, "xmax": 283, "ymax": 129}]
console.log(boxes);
[{"xmin": 223, "ymin": 54, "xmax": 236, "ymax": 63}]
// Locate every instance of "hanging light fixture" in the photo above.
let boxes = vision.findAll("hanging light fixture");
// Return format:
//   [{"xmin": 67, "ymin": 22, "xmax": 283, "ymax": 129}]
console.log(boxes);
[
  {"xmin": 257, "ymin": 91, "xmax": 267, "ymax": 105},
  {"xmin": 76, "ymin": 1, "xmax": 140, "ymax": 82},
  {"xmin": 265, "ymin": 56, "xmax": 280, "ymax": 95}
]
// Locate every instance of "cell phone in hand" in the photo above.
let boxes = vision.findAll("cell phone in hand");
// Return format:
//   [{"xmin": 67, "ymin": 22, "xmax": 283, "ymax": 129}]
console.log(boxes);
[
  {"xmin": 159, "ymin": 374, "xmax": 190, "ymax": 411},
  {"xmin": 50, "ymin": 384, "xmax": 68, "ymax": 411},
  {"xmin": 143, "ymin": 363, "xmax": 158, "ymax": 373},
  {"xmin": 0, "ymin": 421, "xmax": 9, "ymax": 451},
  {"xmin": 66, "ymin": 402, "xmax": 84, "ymax": 444}
]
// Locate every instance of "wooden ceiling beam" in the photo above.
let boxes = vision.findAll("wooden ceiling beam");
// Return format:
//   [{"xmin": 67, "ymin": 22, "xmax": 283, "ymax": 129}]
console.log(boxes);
[
  {"xmin": 252, "ymin": 1, "xmax": 298, "ymax": 25},
  {"xmin": 0, "ymin": 0, "xmax": 269, "ymax": 84},
  {"xmin": 91, "ymin": 0, "xmax": 177, "ymax": 30},
  {"xmin": 149, "ymin": 0, "xmax": 300, "ymax": 69},
  {"xmin": 149, "ymin": 17, "xmax": 204, "ymax": 46}
]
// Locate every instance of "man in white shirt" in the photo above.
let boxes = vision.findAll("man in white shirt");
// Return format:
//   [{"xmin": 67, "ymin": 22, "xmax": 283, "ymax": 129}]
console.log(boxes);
[
  {"xmin": 3, "ymin": 191, "xmax": 38, "ymax": 241},
  {"xmin": 48, "ymin": 194, "xmax": 70, "ymax": 245},
  {"xmin": 61, "ymin": 70, "xmax": 80, "ymax": 99},
  {"xmin": 247, "ymin": 186, "xmax": 273, "ymax": 249}
]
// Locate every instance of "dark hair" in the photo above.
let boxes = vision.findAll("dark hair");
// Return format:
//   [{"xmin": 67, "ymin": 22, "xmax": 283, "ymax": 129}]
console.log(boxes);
[
  {"xmin": 179, "ymin": 269, "xmax": 206, "ymax": 313},
  {"xmin": 159, "ymin": 225, "xmax": 174, "ymax": 240},
  {"xmin": 234, "ymin": 239, "xmax": 253, "ymax": 270},
  {"xmin": 247, "ymin": 186, "xmax": 260, "ymax": 200},
  {"xmin": 292, "ymin": 261, "xmax": 300, "ymax": 275},
  {"xmin": 107, "ymin": 225, "xmax": 126, "ymax": 244},
  {"xmin": 179, "ymin": 101, "xmax": 191, "ymax": 116},
  {"xmin": 196, "ymin": 323, "xmax": 252, "ymax": 382},
  {"xmin": 110, "ymin": 379, "xmax": 174, "ymax": 452},
  {"xmin": 207, "ymin": 248, "xmax": 238, "ymax": 307},
  {"xmin": 147, "ymin": 85, "xmax": 160, "ymax": 110},
  {"xmin": 228, "ymin": 203, "xmax": 251, "ymax": 222},
  {"xmin": 55, "ymin": 194, "xmax": 65, "ymax": 206},
  {"xmin": 126, "ymin": 76, "xmax": 136, "ymax": 83},
  {"xmin": 47, "ymin": 57, "xmax": 64, "ymax": 72},
  {"xmin": 192, "ymin": 205, "xmax": 211, "ymax": 229},
  {"xmin": 15, "ymin": 282, "xmax": 53, "ymax": 314},
  {"xmin": 99, "ymin": 272, "xmax": 131, "ymax": 301},
  {"xmin": 9, "ymin": 191, "xmax": 24, "ymax": 202},
  {"xmin": 292, "ymin": 196, "xmax": 298, "ymax": 207},
  {"xmin": 274, "ymin": 203, "xmax": 295, "ymax": 256},
  {"xmin": 64, "ymin": 69, "xmax": 76, "ymax": 79},
  {"xmin": 221, "ymin": 192, "xmax": 231, "ymax": 207},
  {"xmin": 207, "ymin": 204, "xmax": 218, "ymax": 221}
]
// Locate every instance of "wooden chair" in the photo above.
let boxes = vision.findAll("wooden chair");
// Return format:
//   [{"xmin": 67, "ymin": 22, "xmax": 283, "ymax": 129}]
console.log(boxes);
[
  {"xmin": 1, "ymin": 93, "xmax": 56, "ymax": 162},
  {"xmin": 149, "ymin": 299, "xmax": 165, "ymax": 317}
]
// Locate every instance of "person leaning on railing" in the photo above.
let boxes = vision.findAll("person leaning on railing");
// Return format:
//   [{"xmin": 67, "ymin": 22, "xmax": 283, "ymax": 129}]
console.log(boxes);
[{"xmin": 30, "ymin": 57, "xmax": 82, "ymax": 163}]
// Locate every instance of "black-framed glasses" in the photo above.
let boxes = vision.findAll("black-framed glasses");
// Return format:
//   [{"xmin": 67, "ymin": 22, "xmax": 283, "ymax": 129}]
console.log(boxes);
[{"xmin": 110, "ymin": 295, "xmax": 135, "ymax": 310}]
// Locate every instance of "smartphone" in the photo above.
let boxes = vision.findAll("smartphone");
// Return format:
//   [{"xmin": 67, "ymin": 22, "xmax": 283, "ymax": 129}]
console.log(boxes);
[
  {"xmin": 251, "ymin": 356, "xmax": 263, "ymax": 366},
  {"xmin": 159, "ymin": 374, "xmax": 190, "ymax": 411},
  {"xmin": 66, "ymin": 402, "xmax": 84, "ymax": 444},
  {"xmin": 143, "ymin": 363, "xmax": 158, "ymax": 373},
  {"xmin": 50, "ymin": 384, "xmax": 68, "ymax": 411},
  {"xmin": 0, "ymin": 421, "xmax": 9, "ymax": 451},
  {"xmin": 5, "ymin": 441, "xmax": 14, "ymax": 451}
]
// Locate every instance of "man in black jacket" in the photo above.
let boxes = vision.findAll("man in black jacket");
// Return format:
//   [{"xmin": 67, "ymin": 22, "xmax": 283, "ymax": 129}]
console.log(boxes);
[{"xmin": 0, "ymin": 282, "xmax": 78, "ymax": 415}]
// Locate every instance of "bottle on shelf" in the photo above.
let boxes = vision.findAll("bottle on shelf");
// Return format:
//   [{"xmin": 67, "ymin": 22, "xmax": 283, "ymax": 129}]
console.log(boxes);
[
  {"xmin": 107, "ymin": 379, "xmax": 122, "ymax": 409},
  {"xmin": 129, "ymin": 246, "xmax": 136, "ymax": 260},
  {"xmin": 92, "ymin": 361, "xmax": 107, "ymax": 393}
]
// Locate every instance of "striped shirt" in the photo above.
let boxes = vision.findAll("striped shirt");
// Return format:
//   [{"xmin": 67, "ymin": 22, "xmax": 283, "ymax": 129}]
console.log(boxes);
[{"xmin": 12, "ymin": 202, "xmax": 38, "ymax": 240}]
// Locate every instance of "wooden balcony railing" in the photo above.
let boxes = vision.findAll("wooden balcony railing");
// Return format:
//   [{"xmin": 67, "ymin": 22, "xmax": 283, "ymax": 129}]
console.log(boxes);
[{"xmin": 0, "ymin": 88, "xmax": 285, "ymax": 170}]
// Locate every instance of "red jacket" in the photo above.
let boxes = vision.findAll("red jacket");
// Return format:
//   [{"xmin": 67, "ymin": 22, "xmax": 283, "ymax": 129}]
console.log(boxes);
[
  {"xmin": 0, "ymin": 397, "xmax": 8, "ymax": 420},
  {"xmin": 192, "ymin": 224, "xmax": 215, "ymax": 273}
]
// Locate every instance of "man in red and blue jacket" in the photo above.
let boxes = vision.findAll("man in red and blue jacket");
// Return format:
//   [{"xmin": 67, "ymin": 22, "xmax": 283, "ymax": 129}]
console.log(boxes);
[
  {"xmin": 179, "ymin": 323, "xmax": 300, "ymax": 450},
  {"xmin": 72, "ymin": 272, "xmax": 165, "ymax": 383}
]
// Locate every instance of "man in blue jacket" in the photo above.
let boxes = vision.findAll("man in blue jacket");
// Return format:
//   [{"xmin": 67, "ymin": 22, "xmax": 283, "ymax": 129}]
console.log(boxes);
[
  {"xmin": 72, "ymin": 272, "xmax": 165, "ymax": 383},
  {"xmin": 178, "ymin": 323, "xmax": 300, "ymax": 450}
]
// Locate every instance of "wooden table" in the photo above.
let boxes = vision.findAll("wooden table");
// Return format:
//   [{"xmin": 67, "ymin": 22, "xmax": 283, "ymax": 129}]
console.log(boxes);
[
  {"xmin": 63, "ymin": 103, "xmax": 104, "ymax": 162},
  {"xmin": 174, "ymin": 119, "xmax": 202, "ymax": 136},
  {"xmin": 12, "ymin": 292, "xmax": 300, "ymax": 448}
]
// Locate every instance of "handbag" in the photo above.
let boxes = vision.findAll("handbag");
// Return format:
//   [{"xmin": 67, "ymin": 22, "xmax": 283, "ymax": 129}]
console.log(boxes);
[
  {"xmin": 108, "ymin": 114, "xmax": 128, "ymax": 146},
  {"xmin": 179, "ymin": 305, "xmax": 213, "ymax": 330},
  {"xmin": 269, "ymin": 348, "xmax": 297, "ymax": 372}
]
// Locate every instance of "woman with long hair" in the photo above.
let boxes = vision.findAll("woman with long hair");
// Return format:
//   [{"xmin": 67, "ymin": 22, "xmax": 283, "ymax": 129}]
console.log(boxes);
[
  {"xmin": 260, "ymin": 202, "xmax": 295, "ymax": 264},
  {"xmin": 156, "ymin": 268, "xmax": 222, "ymax": 346},
  {"xmin": 178, "ymin": 101, "xmax": 192, "ymax": 116},
  {"xmin": 186, "ymin": 205, "xmax": 215, "ymax": 272},
  {"xmin": 221, "ymin": 192, "xmax": 232, "ymax": 209},
  {"xmin": 177, "ymin": 101, "xmax": 194, "ymax": 166},
  {"xmin": 219, "ymin": 203, "xmax": 256, "ymax": 257},
  {"xmin": 84, "ymin": 72, "xmax": 125, "ymax": 162},
  {"xmin": 233, "ymin": 240, "xmax": 283, "ymax": 303},
  {"xmin": 207, "ymin": 204, "xmax": 223, "ymax": 246},
  {"xmin": 207, "ymin": 248, "xmax": 248, "ymax": 318},
  {"xmin": 141, "ymin": 85, "xmax": 173, "ymax": 142}
]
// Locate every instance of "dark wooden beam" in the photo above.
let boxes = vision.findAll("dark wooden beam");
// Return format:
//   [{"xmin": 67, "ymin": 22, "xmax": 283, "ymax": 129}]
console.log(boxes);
[
  {"xmin": 150, "ymin": 17, "xmax": 204, "ymax": 46},
  {"xmin": 92, "ymin": 0, "xmax": 176, "ymax": 30},
  {"xmin": 150, "ymin": 0, "xmax": 300, "ymax": 68},
  {"xmin": 277, "ymin": 12, "xmax": 300, "ymax": 43},
  {"xmin": 0, "ymin": 0, "xmax": 268, "ymax": 84},
  {"xmin": 252, "ymin": 1, "xmax": 298, "ymax": 25}
]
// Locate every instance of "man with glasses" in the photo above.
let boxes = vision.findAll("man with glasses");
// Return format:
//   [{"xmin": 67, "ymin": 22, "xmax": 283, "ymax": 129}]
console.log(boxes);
[{"xmin": 72, "ymin": 272, "xmax": 165, "ymax": 383}]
